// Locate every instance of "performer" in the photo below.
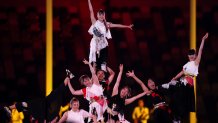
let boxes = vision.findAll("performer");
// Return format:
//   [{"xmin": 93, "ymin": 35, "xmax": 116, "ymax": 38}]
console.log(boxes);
[
  {"xmin": 96, "ymin": 66, "xmax": 115, "ymax": 99},
  {"xmin": 58, "ymin": 97, "xmax": 97, "ymax": 123},
  {"xmin": 11, "ymin": 102, "xmax": 24, "ymax": 123},
  {"xmin": 87, "ymin": 0, "xmax": 133, "ymax": 71},
  {"xmin": 132, "ymin": 99, "xmax": 149, "ymax": 123},
  {"xmin": 3, "ymin": 71, "xmax": 74, "ymax": 123},
  {"xmin": 105, "ymin": 64, "xmax": 148, "ymax": 123},
  {"xmin": 171, "ymin": 33, "xmax": 208, "ymax": 122},
  {"xmin": 66, "ymin": 59, "xmax": 107, "ymax": 122},
  {"xmin": 126, "ymin": 70, "xmax": 175, "ymax": 123}
]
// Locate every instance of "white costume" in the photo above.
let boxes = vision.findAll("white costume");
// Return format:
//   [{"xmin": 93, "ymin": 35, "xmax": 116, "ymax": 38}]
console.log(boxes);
[
  {"xmin": 183, "ymin": 61, "xmax": 198, "ymax": 76},
  {"xmin": 82, "ymin": 84, "xmax": 108, "ymax": 121},
  {"xmin": 88, "ymin": 20, "xmax": 112, "ymax": 63},
  {"xmin": 181, "ymin": 61, "xmax": 199, "ymax": 86},
  {"xmin": 66, "ymin": 109, "xmax": 90, "ymax": 123}
]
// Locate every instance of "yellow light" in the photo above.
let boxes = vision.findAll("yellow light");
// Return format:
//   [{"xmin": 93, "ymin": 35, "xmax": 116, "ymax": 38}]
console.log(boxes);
[
  {"xmin": 190, "ymin": 0, "xmax": 197, "ymax": 122},
  {"xmin": 46, "ymin": 0, "xmax": 53, "ymax": 96}
]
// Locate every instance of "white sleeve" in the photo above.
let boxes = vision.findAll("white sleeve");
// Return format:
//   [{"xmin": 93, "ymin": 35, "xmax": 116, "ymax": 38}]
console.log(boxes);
[
  {"xmin": 81, "ymin": 109, "xmax": 91, "ymax": 118},
  {"xmin": 88, "ymin": 25, "xmax": 94, "ymax": 35},
  {"xmin": 183, "ymin": 63, "xmax": 187, "ymax": 70}
]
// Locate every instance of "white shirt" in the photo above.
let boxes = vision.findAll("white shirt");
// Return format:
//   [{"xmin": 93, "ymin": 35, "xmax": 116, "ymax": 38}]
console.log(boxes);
[
  {"xmin": 88, "ymin": 20, "xmax": 112, "ymax": 40},
  {"xmin": 82, "ymin": 84, "xmax": 104, "ymax": 101},
  {"xmin": 88, "ymin": 20, "xmax": 112, "ymax": 63},
  {"xmin": 183, "ymin": 61, "xmax": 199, "ymax": 76},
  {"xmin": 82, "ymin": 84, "xmax": 108, "ymax": 121},
  {"xmin": 66, "ymin": 109, "xmax": 90, "ymax": 123}
]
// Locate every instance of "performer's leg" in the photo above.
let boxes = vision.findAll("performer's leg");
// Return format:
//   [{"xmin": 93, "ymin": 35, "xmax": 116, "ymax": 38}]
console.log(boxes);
[
  {"xmin": 88, "ymin": 105, "xmax": 93, "ymax": 123},
  {"xmin": 97, "ymin": 46, "xmax": 108, "ymax": 71},
  {"xmin": 90, "ymin": 102, "xmax": 104, "ymax": 122},
  {"xmin": 45, "ymin": 74, "xmax": 73, "ymax": 121},
  {"xmin": 187, "ymin": 86, "xmax": 195, "ymax": 112},
  {"xmin": 96, "ymin": 52, "xmax": 101, "ymax": 70},
  {"xmin": 89, "ymin": 39, "xmax": 97, "ymax": 65}
]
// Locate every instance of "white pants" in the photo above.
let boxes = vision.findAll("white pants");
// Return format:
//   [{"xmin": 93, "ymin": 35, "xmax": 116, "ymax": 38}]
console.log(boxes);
[
  {"xmin": 89, "ymin": 37, "xmax": 108, "ymax": 63},
  {"xmin": 89, "ymin": 101, "xmax": 107, "ymax": 122}
]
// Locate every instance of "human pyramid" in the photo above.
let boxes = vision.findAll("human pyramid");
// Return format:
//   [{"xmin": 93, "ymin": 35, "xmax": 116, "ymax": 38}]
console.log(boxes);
[{"xmin": 2, "ymin": 0, "xmax": 209, "ymax": 123}]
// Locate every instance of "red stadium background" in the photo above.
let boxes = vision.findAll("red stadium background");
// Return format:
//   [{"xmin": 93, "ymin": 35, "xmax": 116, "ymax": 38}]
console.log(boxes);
[{"xmin": 0, "ymin": 0, "xmax": 217, "ymax": 122}]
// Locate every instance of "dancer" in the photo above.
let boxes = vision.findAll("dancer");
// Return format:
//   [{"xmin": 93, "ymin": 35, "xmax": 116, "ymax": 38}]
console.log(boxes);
[
  {"xmin": 96, "ymin": 66, "xmax": 115, "ymax": 98},
  {"xmin": 126, "ymin": 70, "xmax": 176, "ymax": 123},
  {"xmin": 66, "ymin": 59, "xmax": 107, "ymax": 122},
  {"xmin": 58, "ymin": 97, "xmax": 97, "ymax": 123},
  {"xmin": 3, "ymin": 71, "xmax": 74, "ymax": 123},
  {"xmin": 87, "ymin": 0, "xmax": 133, "ymax": 71},
  {"xmin": 171, "ymin": 33, "xmax": 208, "ymax": 122},
  {"xmin": 105, "ymin": 64, "xmax": 148, "ymax": 123}
]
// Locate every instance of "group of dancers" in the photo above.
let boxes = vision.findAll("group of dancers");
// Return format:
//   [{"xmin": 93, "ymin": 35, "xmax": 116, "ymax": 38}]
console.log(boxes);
[{"xmin": 2, "ymin": 0, "xmax": 209, "ymax": 122}]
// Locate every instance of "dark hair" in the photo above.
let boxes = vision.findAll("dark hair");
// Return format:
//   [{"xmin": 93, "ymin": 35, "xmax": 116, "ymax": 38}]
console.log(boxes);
[
  {"xmin": 121, "ymin": 86, "xmax": 132, "ymax": 98},
  {"xmin": 146, "ymin": 78, "xmax": 156, "ymax": 90},
  {"xmin": 79, "ymin": 75, "xmax": 90, "ymax": 85},
  {"xmin": 145, "ymin": 78, "xmax": 153, "ymax": 86},
  {"xmin": 188, "ymin": 49, "xmax": 196, "ymax": 55},
  {"xmin": 97, "ymin": 9, "xmax": 105, "ymax": 15},
  {"xmin": 97, "ymin": 9, "xmax": 108, "ymax": 32},
  {"xmin": 96, "ymin": 69, "xmax": 105, "ymax": 74}
]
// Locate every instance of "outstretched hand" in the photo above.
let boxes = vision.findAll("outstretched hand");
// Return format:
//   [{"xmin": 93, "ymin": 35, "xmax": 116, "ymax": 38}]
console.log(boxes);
[
  {"xmin": 128, "ymin": 24, "xmax": 134, "ymax": 30},
  {"xmin": 202, "ymin": 32, "xmax": 209, "ymax": 41},
  {"xmin": 83, "ymin": 59, "xmax": 89, "ymax": 65},
  {"xmin": 119, "ymin": 64, "xmax": 123, "ymax": 71},
  {"xmin": 64, "ymin": 77, "xmax": 70, "ymax": 85},
  {"xmin": 126, "ymin": 70, "xmax": 135, "ymax": 77}
]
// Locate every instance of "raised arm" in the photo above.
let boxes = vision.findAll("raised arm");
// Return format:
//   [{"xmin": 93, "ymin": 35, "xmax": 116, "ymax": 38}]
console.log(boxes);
[
  {"xmin": 83, "ymin": 59, "xmax": 99, "ymax": 85},
  {"xmin": 88, "ymin": 0, "xmax": 96, "ymax": 24},
  {"xmin": 107, "ymin": 66, "xmax": 115, "ymax": 85},
  {"xmin": 66, "ymin": 77, "xmax": 83, "ymax": 95},
  {"xmin": 109, "ymin": 23, "xmax": 134, "ymax": 30},
  {"xmin": 125, "ymin": 91, "xmax": 147, "ymax": 105},
  {"xmin": 112, "ymin": 64, "xmax": 123, "ymax": 96},
  {"xmin": 171, "ymin": 70, "xmax": 184, "ymax": 81},
  {"xmin": 195, "ymin": 33, "xmax": 208, "ymax": 65},
  {"xmin": 126, "ymin": 70, "xmax": 148, "ymax": 92}
]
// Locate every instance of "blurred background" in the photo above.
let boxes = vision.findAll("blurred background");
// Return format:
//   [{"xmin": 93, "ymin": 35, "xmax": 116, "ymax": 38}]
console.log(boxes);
[{"xmin": 0, "ymin": 0, "xmax": 217, "ymax": 122}]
